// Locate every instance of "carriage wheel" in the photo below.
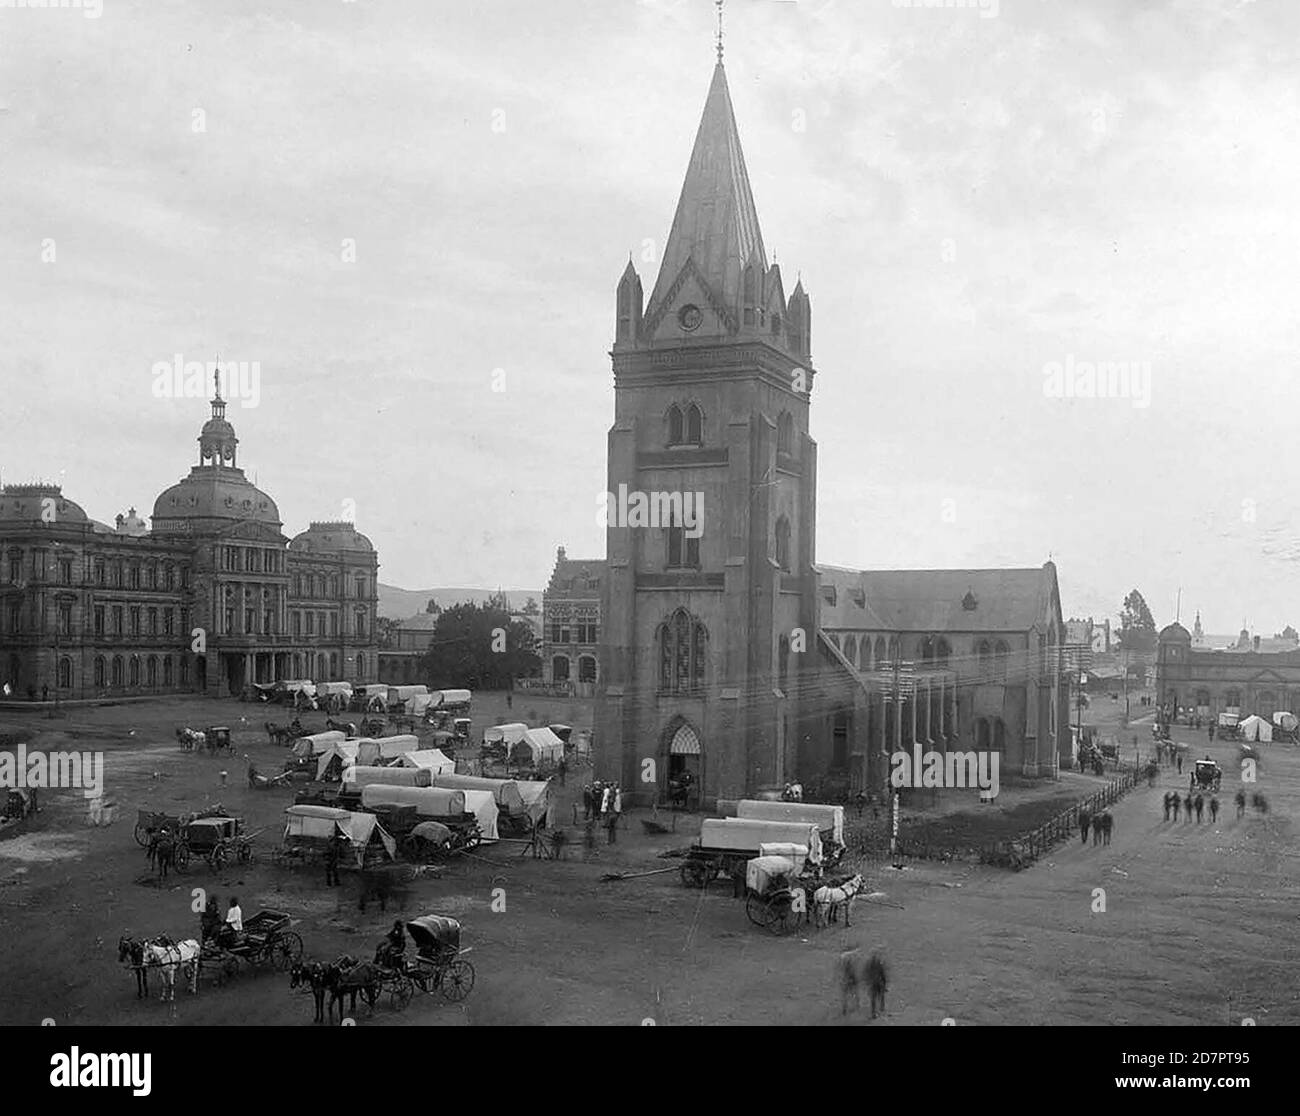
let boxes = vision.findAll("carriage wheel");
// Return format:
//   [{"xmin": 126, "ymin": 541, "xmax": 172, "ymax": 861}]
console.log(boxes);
[
  {"xmin": 439, "ymin": 959, "xmax": 475, "ymax": 1002},
  {"xmin": 272, "ymin": 932, "xmax": 303, "ymax": 971},
  {"xmin": 133, "ymin": 823, "xmax": 150, "ymax": 848},
  {"xmin": 174, "ymin": 843, "xmax": 191, "ymax": 870},
  {"xmin": 764, "ymin": 898, "xmax": 795, "ymax": 936},
  {"xmin": 463, "ymin": 828, "xmax": 482, "ymax": 851},
  {"xmin": 237, "ymin": 842, "xmax": 253, "ymax": 865},
  {"xmin": 211, "ymin": 844, "xmax": 228, "ymax": 871},
  {"xmin": 389, "ymin": 974, "xmax": 414, "ymax": 1010},
  {"xmin": 745, "ymin": 894, "xmax": 768, "ymax": 928},
  {"xmin": 680, "ymin": 860, "xmax": 709, "ymax": 889}
]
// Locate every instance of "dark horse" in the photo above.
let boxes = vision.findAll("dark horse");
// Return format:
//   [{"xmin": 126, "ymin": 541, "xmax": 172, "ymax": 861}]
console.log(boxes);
[
  {"xmin": 326, "ymin": 956, "xmax": 381, "ymax": 1023},
  {"xmin": 290, "ymin": 960, "xmax": 330, "ymax": 1024},
  {"xmin": 118, "ymin": 936, "xmax": 149, "ymax": 999}
]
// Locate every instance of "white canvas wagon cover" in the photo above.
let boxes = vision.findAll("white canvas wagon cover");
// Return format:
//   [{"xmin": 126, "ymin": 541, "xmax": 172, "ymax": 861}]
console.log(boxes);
[
  {"xmin": 316, "ymin": 740, "xmax": 359, "ymax": 780},
  {"xmin": 298, "ymin": 730, "xmax": 346, "ymax": 755},
  {"xmin": 283, "ymin": 804, "xmax": 395, "ymax": 863},
  {"xmin": 429, "ymin": 774, "xmax": 524, "ymax": 813},
  {"xmin": 1239, "ymin": 715, "xmax": 1273, "ymax": 743},
  {"xmin": 433, "ymin": 689, "xmax": 472, "ymax": 708},
  {"xmin": 484, "ymin": 722, "xmax": 529, "ymax": 746},
  {"xmin": 700, "ymin": 818, "xmax": 823, "ymax": 863},
  {"xmin": 736, "ymin": 800, "xmax": 845, "ymax": 844},
  {"xmin": 746, "ymin": 855, "xmax": 797, "ymax": 894},
  {"xmin": 509, "ymin": 727, "xmax": 565, "ymax": 766},
  {"xmin": 343, "ymin": 765, "xmax": 432, "ymax": 789},
  {"xmin": 356, "ymin": 735, "xmax": 419, "ymax": 764},
  {"xmin": 398, "ymin": 749, "xmax": 456, "ymax": 775},
  {"xmin": 360, "ymin": 784, "xmax": 466, "ymax": 817}
]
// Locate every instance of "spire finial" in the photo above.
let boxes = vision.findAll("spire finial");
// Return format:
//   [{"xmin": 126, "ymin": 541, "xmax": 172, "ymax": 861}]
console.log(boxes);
[
  {"xmin": 213, "ymin": 355, "xmax": 222, "ymax": 402},
  {"xmin": 716, "ymin": 0, "xmax": 724, "ymax": 64}
]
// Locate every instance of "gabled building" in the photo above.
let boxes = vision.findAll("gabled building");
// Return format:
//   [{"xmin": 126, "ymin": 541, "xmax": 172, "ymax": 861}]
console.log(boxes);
[
  {"xmin": 595, "ymin": 49, "xmax": 1071, "ymax": 805},
  {"xmin": 542, "ymin": 546, "xmax": 603, "ymax": 695}
]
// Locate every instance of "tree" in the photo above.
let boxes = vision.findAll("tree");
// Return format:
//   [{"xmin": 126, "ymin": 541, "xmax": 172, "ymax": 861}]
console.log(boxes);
[
  {"xmin": 375, "ymin": 616, "xmax": 399, "ymax": 649},
  {"xmin": 521, "ymin": 596, "xmax": 540, "ymax": 616},
  {"xmin": 425, "ymin": 598, "xmax": 441, "ymax": 615},
  {"xmin": 419, "ymin": 601, "xmax": 540, "ymax": 690},
  {"xmin": 1116, "ymin": 590, "xmax": 1157, "ymax": 653}
]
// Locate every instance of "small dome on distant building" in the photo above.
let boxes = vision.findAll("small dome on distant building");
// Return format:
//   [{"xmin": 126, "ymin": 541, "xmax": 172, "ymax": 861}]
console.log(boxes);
[
  {"xmin": 1158, "ymin": 622, "xmax": 1191, "ymax": 642},
  {"xmin": 0, "ymin": 483, "xmax": 90, "ymax": 525},
  {"xmin": 289, "ymin": 521, "xmax": 375, "ymax": 555},
  {"xmin": 114, "ymin": 507, "xmax": 149, "ymax": 536}
]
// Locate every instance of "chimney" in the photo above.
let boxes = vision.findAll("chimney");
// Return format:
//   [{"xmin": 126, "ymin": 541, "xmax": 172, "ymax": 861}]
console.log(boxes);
[{"xmin": 1253, "ymin": 635, "xmax": 1261, "ymax": 651}]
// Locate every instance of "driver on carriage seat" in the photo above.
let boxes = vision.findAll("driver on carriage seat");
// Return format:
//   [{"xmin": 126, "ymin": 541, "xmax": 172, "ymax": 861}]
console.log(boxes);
[{"xmin": 375, "ymin": 920, "xmax": 406, "ymax": 969}]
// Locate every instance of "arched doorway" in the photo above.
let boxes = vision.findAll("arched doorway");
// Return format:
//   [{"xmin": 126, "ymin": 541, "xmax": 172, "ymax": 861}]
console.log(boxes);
[{"xmin": 662, "ymin": 718, "xmax": 703, "ymax": 805}]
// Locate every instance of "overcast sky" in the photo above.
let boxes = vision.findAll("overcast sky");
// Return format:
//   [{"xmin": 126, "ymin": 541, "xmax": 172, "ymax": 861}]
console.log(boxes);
[{"xmin": 3, "ymin": 0, "xmax": 1299, "ymax": 634}]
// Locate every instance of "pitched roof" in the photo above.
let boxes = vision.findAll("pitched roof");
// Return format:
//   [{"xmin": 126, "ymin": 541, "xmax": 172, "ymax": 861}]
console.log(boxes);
[
  {"xmin": 546, "ymin": 557, "xmax": 605, "ymax": 595},
  {"xmin": 817, "ymin": 564, "xmax": 1060, "ymax": 634},
  {"xmin": 646, "ymin": 62, "xmax": 766, "ymax": 320}
]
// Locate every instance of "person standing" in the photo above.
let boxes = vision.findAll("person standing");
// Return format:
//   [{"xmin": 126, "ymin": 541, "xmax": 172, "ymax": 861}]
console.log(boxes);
[
  {"xmin": 1209, "ymin": 796, "xmax": 1220, "ymax": 824},
  {"xmin": 1176, "ymin": 751, "xmax": 1183, "ymax": 775},
  {"xmin": 1182, "ymin": 793, "xmax": 1193, "ymax": 823},
  {"xmin": 226, "ymin": 896, "xmax": 243, "ymax": 932},
  {"xmin": 605, "ymin": 806, "xmax": 618, "ymax": 845},
  {"xmin": 200, "ymin": 895, "xmax": 221, "ymax": 942},
  {"xmin": 325, "ymin": 833, "xmax": 342, "ymax": 887},
  {"xmin": 1194, "ymin": 794, "xmax": 1204, "ymax": 824}
]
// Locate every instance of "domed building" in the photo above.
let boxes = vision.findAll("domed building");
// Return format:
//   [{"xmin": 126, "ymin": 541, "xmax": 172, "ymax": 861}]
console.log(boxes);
[{"xmin": 0, "ymin": 383, "xmax": 380, "ymax": 700}]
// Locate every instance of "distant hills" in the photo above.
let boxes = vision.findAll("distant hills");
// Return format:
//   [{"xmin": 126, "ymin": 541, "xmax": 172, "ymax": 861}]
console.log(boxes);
[{"xmin": 378, "ymin": 583, "xmax": 543, "ymax": 621}]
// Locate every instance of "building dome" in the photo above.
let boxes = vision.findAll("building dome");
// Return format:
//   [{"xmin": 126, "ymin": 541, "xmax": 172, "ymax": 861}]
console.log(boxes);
[
  {"xmin": 1158, "ymin": 622, "xmax": 1191, "ymax": 642},
  {"xmin": 289, "ymin": 521, "xmax": 375, "ymax": 555},
  {"xmin": 0, "ymin": 483, "xmax": 90, "ymax": 525},
  {"xmin": 152, "ymin": 471, "xmax": 281, "ymax": 530}
]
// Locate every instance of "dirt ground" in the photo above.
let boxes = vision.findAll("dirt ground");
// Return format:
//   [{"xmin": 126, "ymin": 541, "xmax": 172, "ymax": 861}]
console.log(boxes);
[{"xmin": 1, "ymin": 696, "xmax": 1296, "ymax": 1026}]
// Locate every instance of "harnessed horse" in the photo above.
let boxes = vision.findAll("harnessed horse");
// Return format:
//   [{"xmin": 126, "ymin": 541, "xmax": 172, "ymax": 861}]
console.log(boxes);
[
  {"xmin": 117, "ymin": 935, "xmax": 200, "ymax": 1000},
  {"xmin": 813, "ymin": 874, "xmax": 865, "ymax": 928}
]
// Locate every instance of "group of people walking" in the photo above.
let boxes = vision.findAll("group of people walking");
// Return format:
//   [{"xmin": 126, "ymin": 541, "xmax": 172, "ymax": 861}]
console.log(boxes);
[{"xmin": 1163, "ymin": 791, "xmax": 1220, "ymax": 824}]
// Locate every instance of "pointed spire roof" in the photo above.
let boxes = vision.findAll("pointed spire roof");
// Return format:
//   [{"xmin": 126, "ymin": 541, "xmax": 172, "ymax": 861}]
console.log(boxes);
[{"xmin": 647, "ymin": 61, "xmax": 767, "ymax": 318}]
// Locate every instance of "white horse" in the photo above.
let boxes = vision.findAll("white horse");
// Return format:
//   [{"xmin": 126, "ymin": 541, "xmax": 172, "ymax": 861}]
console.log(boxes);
[
  {"xmin": 813, "ymin": 874, "xmax": 865, "ymax": 928},
  {"xmin": 119, "ymin": 936, "xmax": 201, "ymax": 1000}
]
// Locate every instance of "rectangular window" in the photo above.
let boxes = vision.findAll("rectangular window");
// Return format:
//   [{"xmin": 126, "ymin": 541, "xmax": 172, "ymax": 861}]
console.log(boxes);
[
  {"xmin": 59, "ymin": 558, "xmax": 73, "ymax": 585},
  {"xmin": 130, "ymin": 607, "xmax": 141, "ymax": 636},
  {"xmin": 164, "ymin": 565, "xmax": 175, "ymax": 590},
  {"xmin": 245, "ymin": 608, "xmax": 255, "ymax": 634},
  {"xmin": 330, "ymin": 613, "xmax": 338, "ymax": 636},
  {"xmin": 264, "ymin": 610, "xmax": 274, "ymax": 635},
  {"xmin": 146, "ymin": 564, "xmax": 157, "ymax": 589},
  {"xmin": 94, "ymin": 606, "xmax": 105, "ymax": 637},
  {"xmin": 94, "ymin": 559, "xmax": 105, "ymax": 585},
  {"xmin": 148, "ymin": 608, "xmax": 158, "ymax": 635},
  {"xmin": 356, "ymin": 612, "xmax": 366, "ymax": 638},
  {"xmin": 550, "ymin": 623, "xmax": 563, "ymax": 645},
  {"xmin": 318, "ymin": 612, "xmax": 326, "ymax": 636},
  {"xmin": 113, "ymin": 606, "xmax": 124, "ymax": 636},
  {"xmin": 7, "ymin": 603, "xmax": 19, "ymax": 633},
  {"xmin": 129, "ymin": 564, "xmax": 140, "ymax": 590},
  {"xmin": 244, "ymin": 549, "xmax": 254, "ymax": 572},
  {"xmin": 112, "ymin": 562, "xmax": 123, "ymax": 587},
  {"xmin": 32, "ymin": 549, "xmax": 47, "ymax": 581},
  {"xmin": 58, "ymin": 603, "xmax": 72, "ymax": 637},
  {"xmin": 292, "ymin": 612, "xmax": 302, "ymax": 637},
  {"xmin": 306, "ymin": 612, "xmax": 315, "ymax": 636},
  {"xmin": 163, "ymin": 608, "xmax": 174, "ymax": 636},
  {"xmin": 180, "ymin": 607, "xmax": 190, "ymax": 634},
  {"xmin": 8, "ymin": 552, "xmax": 22, "ymax": 582},
  {"xmin": 225, "ymin": 608, "xmax": 234, "ymax": 634}
]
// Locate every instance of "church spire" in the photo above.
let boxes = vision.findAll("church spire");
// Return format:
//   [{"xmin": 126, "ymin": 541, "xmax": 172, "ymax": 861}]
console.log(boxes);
[{"xmin": 645, "ymin": 54, "xmax": 767, "ymax": 322}]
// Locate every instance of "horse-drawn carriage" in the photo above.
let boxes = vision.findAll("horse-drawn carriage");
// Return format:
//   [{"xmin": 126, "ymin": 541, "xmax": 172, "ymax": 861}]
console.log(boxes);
[
  {"xmin": 134, "ymin": 804, "xmax": 227, "ymax": 848},
  {"xmin": 1190, "ymin": 758, "xmax": 1222, "ymax": 793},
  {"xmin": 176, "ymin": 815, "xmax": 255, "ymax": 870},
  {"xmin": 402, "ymin": 915, "xmax": 475, "ymax": 1001},
  {"xmin": 375, "ymin": 806, "xmax": 482, "ymax": 862},
  {"xmin": 202, "ymin": 909, "xmax": 302, "ymax": 982},
  {"xmin": 744, "ymin": 855, "xmax": 806, "ymax": 935}
]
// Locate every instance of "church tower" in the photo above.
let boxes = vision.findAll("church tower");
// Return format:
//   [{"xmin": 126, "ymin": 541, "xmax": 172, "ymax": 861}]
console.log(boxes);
[{"xmin": 596, "ymin": 49, "xmax": 819, "ymax": 805}]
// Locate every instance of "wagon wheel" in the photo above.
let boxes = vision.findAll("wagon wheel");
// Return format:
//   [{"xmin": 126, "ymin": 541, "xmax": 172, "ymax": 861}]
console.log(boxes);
[
  {"xmin": 679, "ymin": 859, "xmax": 709, "ymax": 888},
  {"xmin": 745, "ymin": 893, "xmax": 769, "ymax": 928},
  {"xmin": 764, "ymin": 896, "xmax": 796, "ymax": 936},
  {"xmin": 133, "ymin": 823, "xmax": 151, "ymax": 848},
  {"xmin": 272, "ymin": 932, "xmax": 303, "ymax": 971},
  {"xmin": 237, "ymin": 841, "xmax": 253, "ymax": 865},
  {"xmin": 439, "ymin": 958, "xmax": 475, "ymax": 1002},
  {"xmin": 173, "ymin": 842, "xmax": 191, "ymax": 870},
  {"xmin": 462, "ymin": 826, "xmax": 482, "ymax": 851},
  {"xmin": 211, "ymin": 844, "xmax": 228, "ymax": 871},
  {"xmin": 389, "ymin": 974, "xmax": 414, "ymax": 1010}
]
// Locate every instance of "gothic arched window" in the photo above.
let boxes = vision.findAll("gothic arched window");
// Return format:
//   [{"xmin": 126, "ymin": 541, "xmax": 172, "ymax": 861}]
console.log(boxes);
[
  {"xmin": 994, "ymin": 640, "xmax": 1010, "ymax": 681},
  {"xmin": 685, "ymin": 403, "xmax": 703, "ymax": 446},
  {"xmin": 774, "ymin": 516, "xmax": 791, "ymax": 571},
  {"xmin": 936, "ymin": 638, "xmax": 951, "ymax": 668},
  {"xmin": 659, "ymin": 608, "xmax": 707, "ymax": 694},
  {"xmin": 844, "ymin": 635, "xmax": 858, "ymax": 668},
  {"xmin": 977, "ymin": 639, "xmax": 992, "ymax": 675},
  {"xmin": 667, "ymin": 405, "xmax": 684, "ymax": 446},
  {"xmin": 874, "ymin": 637, "xmax": 886, "ymax": 667}
]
